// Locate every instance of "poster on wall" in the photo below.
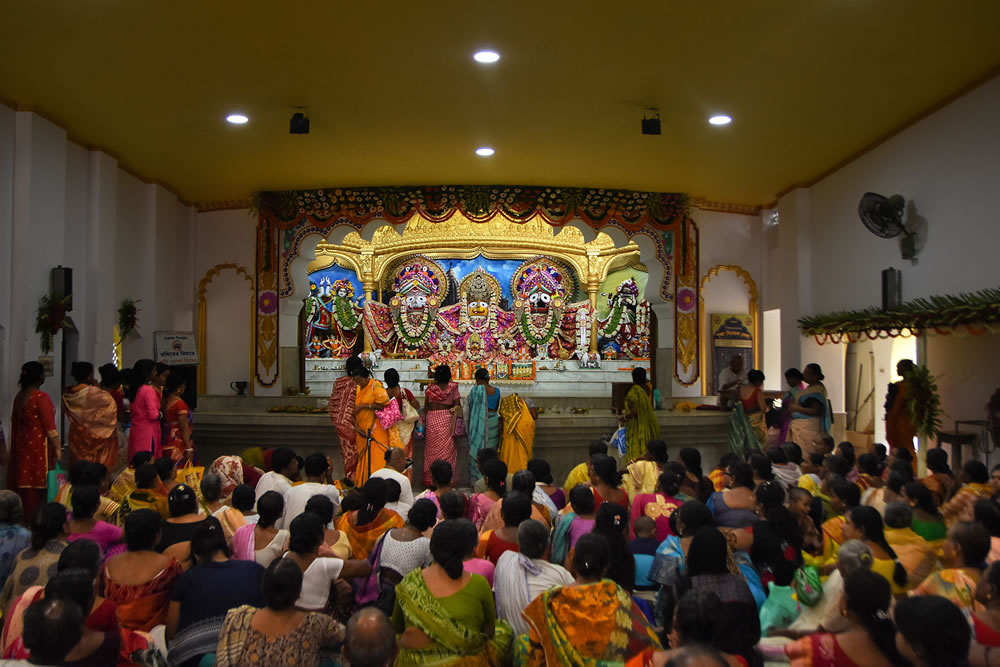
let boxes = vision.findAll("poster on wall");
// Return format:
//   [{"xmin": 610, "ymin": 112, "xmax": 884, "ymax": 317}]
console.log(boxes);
[
  {"xmin": 154, "ymin": 331, "xmax": 199, "ymax": 366},
  {"xmin": 711, "ymin": 314, "xmax": 753, "ymax": 392}
]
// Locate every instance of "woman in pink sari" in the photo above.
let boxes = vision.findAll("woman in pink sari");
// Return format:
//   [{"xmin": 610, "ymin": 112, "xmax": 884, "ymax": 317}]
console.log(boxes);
[
  {"xmin": 127, "ymin": 360, "xmax": 167, "ymax": 460},
  {"xmin": 422, "ymin": 365, "xmax": 461, "ymax": 487}
]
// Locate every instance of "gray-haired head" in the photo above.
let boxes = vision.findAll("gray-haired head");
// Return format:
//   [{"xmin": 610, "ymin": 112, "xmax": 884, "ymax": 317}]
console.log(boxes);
[
  {"xmin": 0, "ymin": 490, "xmax": 24, "ymax": 524},
  {"xmin": 517, "ymin": 519, "xmax": 549, "ymax": 559},
  {"xmin": 884, "ymin": 501, "xmax": 914, "ymax": 529},
  {"xmin": 344, "ymin": 606, "xmax": 397, "ymax": 666},
  {"xmin": 837, "ymin": 539, "xmax": 874, "ymax": 577}
]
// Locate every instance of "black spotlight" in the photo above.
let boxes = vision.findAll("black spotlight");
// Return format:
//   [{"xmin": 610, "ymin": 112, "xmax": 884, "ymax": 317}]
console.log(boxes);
[
  {"xmin": 290, "ymin": 112, "xmax": 310, "ymax": 135},
  {"xmin": 641, "ymin": 108, "xmax": 661, "ymax": 136}
]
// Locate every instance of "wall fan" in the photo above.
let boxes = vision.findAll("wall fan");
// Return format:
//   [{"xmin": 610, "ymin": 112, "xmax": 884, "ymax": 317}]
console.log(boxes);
[{"xmin": 858, "ymin": 192, "xmax": 917, "ymax": 259}]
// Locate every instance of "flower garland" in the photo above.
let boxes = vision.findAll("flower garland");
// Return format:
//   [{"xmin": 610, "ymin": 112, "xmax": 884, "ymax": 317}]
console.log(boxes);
[
  {"xmin": 35, "ymin": 294, "xmax": 71, "ymax": 354},
  {"xmin": 520, "ymin": 311, "xmax": 558, "ymax": 347},
  {"xmin": 118, "ymin": 298, "xmax": 140, "ymax": 341},
  {"xmin": 599, "ymin": 303, "xmax": 626, "ymax": 337},
  {"xmin": 392, "ymin": 311, "xmax": 434, "ymax": 348},
  {"xmin": 903, "ymin": 365, "xmax": 942, "ymax": 439},
  {"xmin": 333, "ymin": 297, "xmax": 361, "ymax": 331}
]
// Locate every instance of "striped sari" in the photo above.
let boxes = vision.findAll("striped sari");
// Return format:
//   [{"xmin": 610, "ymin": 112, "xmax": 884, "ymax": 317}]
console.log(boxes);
[
  {"xmin": 466, "ymin": 385, "xmax": 500, "ymax": 483},
  {"xmin": 423, "ymin": 382, "xmax": 460, "ymax": 487}
]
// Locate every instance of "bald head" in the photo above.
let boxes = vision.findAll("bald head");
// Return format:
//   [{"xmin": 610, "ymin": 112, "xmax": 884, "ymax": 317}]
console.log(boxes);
[
  {"xmin": 344, "ymin": 607, "xmax": 397, "ymax": 667},
  {"xmin": 664, "ymin": 644, "xmax": 729, "ymax": 667},
  {"xmin": 385, "ymin": 447, "xmax": 407, "ymax": 472}
]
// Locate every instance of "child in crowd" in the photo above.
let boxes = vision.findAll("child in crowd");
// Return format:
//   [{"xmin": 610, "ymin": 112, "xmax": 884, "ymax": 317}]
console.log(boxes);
[{"xmin": 630, "ymin": 516, "xmax": 659, "ymax": 556}]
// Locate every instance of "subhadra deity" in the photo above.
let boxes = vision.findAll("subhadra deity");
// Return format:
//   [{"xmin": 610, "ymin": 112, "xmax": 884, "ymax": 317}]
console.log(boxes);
[
  {"xmin": 363, "ymin": 258, "xmax": 447, "ymax": 357},
  {"xmin": 304, "ymin": 277, "xmax": 364, "ymax": 358},
  {"xmin": 510, "ymin": 258, "xmax": 592, "ymax": 360},
  {"xmin": 596, "ymin": 277, "xmax": 652, "ymax": 359},
  {"xmin": 437, "ymin": 268, "xmax": 516, "ymax": 358}
]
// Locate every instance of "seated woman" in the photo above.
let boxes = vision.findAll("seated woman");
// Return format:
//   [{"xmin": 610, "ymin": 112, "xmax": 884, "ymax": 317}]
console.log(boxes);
[
  {"xmin": 551, "ymin": 484, "xmax": 597, "ymax": 566},
  {"xmin": 592, "ymin": 502, "xmax": 635, "ymax": 595},
  {"xmin": 527, "ymin": 459, "xmax": 565, "ymax": 511},
  {"xmin": 231, "ymin": 490, "xmax": 288, "ymax": 567},
  {"xmin": 303, "ymin": 494, "xmax": 351, "ymax": 559},
  {"xmin": 678, "ymin": 448, "xmax": 716, "ymax": 503},
  {"xmin": 707, "ymin": 461, "xmax": 759, "ymax": 529},
  {"xmin": 811, "ymin": 477, "xmax": 861, "ymax": 569},
  {"xmin": 66, "ymin": 485, "xmax": 123, "ymax": 557},
  {"xmin": 118, "ymin": 463, "xmax": 168, "ymax": 523},
  {"xmin": 784, "ymin": 569, "xmax": 902, "ymax": 666},
  {"xmin": 623, "ymin": 439, "xmax": 669, "ymax": 502},
  {"xmin": 0, "ymin": 502, "xmax": 68, "ymax": 613},
  {"xmin": 392, "ymin": 519, "xmax": 513, "ymax": 665},
  {"xmin": 44, "ymin": 569, "xmax": 121, "ymax": 667},
  {"xmin": 638, "ymin": 589, "xmax": 747, "ymax": 666},
  {"xmin": 882, "ymin": 501, "xmax": 937, "ymax": 589},
  {"xmin": 520, "ymin": 533, "xmax": 659, "ymax": 665},
  {"xmin": 479, "ymin": 470, "xmax": 553, "ymax": 533},
  {"xmin": 166, "ymin": 522, "xmax": 266, "ymax": 667},
  {"xmin": 783, "ymin": 539, "xmax": 873, "ymax": 636},
  {"xmin": 215, "ymin": 558, "xmax": 344, "ymax": 666},
  {"xmin": 911, "ymin": 520, "xmax": 990, "ymax": 610},
  {"xmin": 0, "ymin": 491, "xmax": 31, "ymax": 592},
  {"xmin": 649, "ymin": 501, "xmax": 716, "ymax": 600},
  {"xmin": 477, "ymin": 492, "xmax": 531, "ymax": 565},
  {"xmin": 903, "ymin": 481, "xmax": 948, "ymax": 544},
  {"xmin": 379, "ymin": 499, "xmax": 437, "ymax": 589},
  {"xmin": 467, "ymin": 458, "xmax": 506, "ymax": 530},
  {"xmin": 455, "ymin": 518, "xmax": 495, "ymax": 587},
  {"xmin": 336, "ymin": 478, "xmax": 405, "ymax": 559},
  {"xmin": 841, "ymin": 506, "xmax": 908, "ymax": 595},
  {"xmin": 895, "ymin": 595, "xmax": 971, "ymax": 667},
  {"xmin": 415, "ymin": 460, "xmax": 463, "ymax": 519},
  {"xmin": 101, "ymin": 509, "xmax": 183, "ymax": 631},
  {"xmin": 284, "ymin": 512, "xmax": 370, "ymax": 613},
  {"xmin": 631, "ymin": 470, "xmax": 683, "ymax": 542},
  {"xmin": 229, "ymin": 484, "xmax": 258, "ymax": 525},
  {"xmin": 157, "ymin": 484, "xmax": 222, "ymax": 568},
  {"xmin": 201, "ymin": 473, "xmax": 245, "ymax": 543},
  {"xmin": 590, "ymin": 454, "xmax": 629, "ymax": 509}
]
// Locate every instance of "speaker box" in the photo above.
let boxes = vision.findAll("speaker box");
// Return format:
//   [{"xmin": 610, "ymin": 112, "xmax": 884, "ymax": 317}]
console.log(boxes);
[
  {"xmin": 882, "ymin": 268, "xmax": 901, "ymax": 311},
  {"xmin": 50, "ymin": 266, "xmax": 72, "ymax": 311}
]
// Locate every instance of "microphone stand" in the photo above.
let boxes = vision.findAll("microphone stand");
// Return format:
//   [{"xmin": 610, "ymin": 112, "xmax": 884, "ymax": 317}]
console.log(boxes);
[{"xmin": 355, "ymin": 425, "xmax": 389, "ymax": 482}]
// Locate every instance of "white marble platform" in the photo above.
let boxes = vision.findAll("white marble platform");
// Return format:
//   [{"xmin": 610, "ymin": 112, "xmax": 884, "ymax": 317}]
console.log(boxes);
[{"xmin": 303, "ymin": 358, "xmax": 646, "ymax": 400}]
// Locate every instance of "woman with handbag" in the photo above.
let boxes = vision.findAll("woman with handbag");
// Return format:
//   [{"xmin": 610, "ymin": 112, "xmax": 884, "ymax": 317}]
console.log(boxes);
[
  {"xmin": 422, "ymin": 365, "xmax": 462, "ymax": 488},
  {"xmin": 383, "ymin": 368, "xmax": 420, "ymax": 474},
  {"xmin": 351, "ymin": 367, "xmax": 391, "ymax": 486}
]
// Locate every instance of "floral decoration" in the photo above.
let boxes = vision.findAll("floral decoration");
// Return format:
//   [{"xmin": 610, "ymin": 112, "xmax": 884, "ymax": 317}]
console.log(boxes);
[
  {"xmin": 35, "ymin": 294, "xmax": 71, "ymax": 354},
  {"xmin": 117, "ymin": 298, "xmax": 140, "ymax": 342},
  {"xmin": 257, "ymin": 291, "xmax": 278, "ymax": 315}
]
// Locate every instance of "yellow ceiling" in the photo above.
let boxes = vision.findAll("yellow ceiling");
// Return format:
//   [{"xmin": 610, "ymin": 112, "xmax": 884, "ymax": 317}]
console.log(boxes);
[{"xmin": 1, "ymin": 1, "xmax": 998, "ymax": 207}]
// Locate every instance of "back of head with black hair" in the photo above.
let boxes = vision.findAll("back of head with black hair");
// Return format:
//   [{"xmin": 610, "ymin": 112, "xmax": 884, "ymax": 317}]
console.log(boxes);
[
  {"xmin": 200, "ymin": 473, "xmax": 222, "ymax": 503},
  {"xmin": 824, "ymin": 454, "xmax": 850, "ymax": 478},
  {"xmin": 678, "ymin": 501, "xmax": 714, "ymax": 536},
  {"xmin": 262, "ymin": 558, "xmax": 303, "ymax": 611},
  {"xmin": 70, "ymin": 361, "xmax": 94, "ymax": 385},
  {"xmin": 289, "ymin": 512, "xmax": 325, "ymax": 554},
  {"xmin": 474, "ymin": 367, "xmax": 490, "ymax": 383},
  {"xmin": 168, "ymin": 484, "xmax": 199, "ymax": 517},
  {"xmin": 124, "ymin": 509, "xmax": 162, "ymax": 551},
  {"xmin": 303, "ymin": 453, "xmax": 329, "ymax": 479},
  {"xmin": 433, "ymin": 365, "xmax": 452, "ymax": 384},
  {"xmin": 70, "ymin": 485, "xmax": 100, "ymax": 520},
  {"xmin": 191, "ymin": 521, "xmax": 230, "ymax": 564},
  {"xmin": 830, "ymin": 477, "xmax": 861, "ymax": 508},
  {"xmin": 255, "ymin": 490, "xmax": 285, "ymax": 528},
  {"xmin": 857, "ymin": 453, "xmax": 880, "ymax": 477},
  {"xmin": 950, "ymin": 521, "xmax": 991, "ymax": 566},
  {"xmin": 903, "ymin": 481, "xmax": 938, "ymax": 516},
  {"xmin": 501, "ymin": 491, "xmax": 532, "ymax": 527},
  {"xmin": 383, "ymin": 478, "xmax": 402, "ymax": 503},
  {"xmin": 45, "ymin": 568, "xmax": 95, "ymax": 620},
  {"xmin": 646, "ymin": 439, "xmax": 668, "ymax": 464},
  {"xmin": 164, "ymin": 371, "xmax": 186, "ymax": 396},
  {"xmin": 781, "ymin": 442, "xmax": 803, "ymax": 465},
  {"xmin": 588, "ymin": 440, "xmax": 608, "ymax": 457},
  {"xmin": 679, "ymin": 448, "xmax": 703, "ymax": 478},
  {"xmin": 573, "ymin": 533, "xmax": 610, "ymax": 579},
  {"xmin": 747, "ymin": 369, "xmax": 765, "ymax": 385},
  {"xmin": 842, "ymin": 569, "xmax": 904, "ymax": 665},
  {"xmin": 231, "ymin": 484, "xmax": 255, "ymax": 513},
  {"xmin": 66, "ymin": 460, "xmax": 90, "ymax": 487},
  {"xmin": 848, "ymin": 506, "xmax": 907, "ymax": 587},
  {"xmin": 135, "ymin": 463, "xmax": 159, "ymax": 489},
  {"xmin": 976, "ymin": 499, "xmax": 1000, "ymax": 538},
  {"xmin": 568, "ymin": 484, "xmax": 595, "ymax": 515},
  {"xmin": 340, "ymin": 490, "xmax": 364, "ymax": 513},
  {"xmin": 482, "ymin": 458, "xmax": 508, "ymax": 498},
  {"xmin": 57, "ymin": 539, "xmax": 101, "ymax": 578},
  {"xmin": 438, "ymin": 490, "xmax": 467, "ymax": 521},
  {"xmin": 836, "ymin": 441, "xmax": 855, "ymax": 468},
  {"xmin": 926, "ymin": 448, "xmax": 952, "ymax": 474},
  {"xmin": 304, "ymin": 494, "xmax": 335, "ymax": 525},
  {"xmin": 431, "ymin": 520, "xmax": 471, "ymax": 578},
  {"xmin": 407, "ymin": 499, "xmax": 438, "ymax": 532},
  {"xmin": 475, "ymin": 448, "xmax": 498, "ymax": 466},
  {"xmin": 154, "ymin": 457, "xmax": 176, "ymax": 482},
  {"xmin": 590, "ymin": 454, "xmax": 622, "ymax": 488},
  {"xmin": 965, "ymin": 460, "xmax": 989, "ymax": 484},
  {"xmin": 384, "ymin": 367, "xmax": 400, "ymax": 388},
  {"xmin": 358, "ymin": 478, "xmax": 389, "ymax": 525},
  {"xmin": 686, "ymin": 526, "xmax": 729, "ymax": 576},
  {"xmin": 511, "ymin": 469, "xmax": 535, "ymax": 494},
  {"xmin": 632, "ymin": 367, "xmax": 647, "ymax": 385},
  {"xmin": 893, "ymin": 447, "xmax": 914, "ymax": 463},
  {"xmin": 894, "ymin": 595, "xmax": 970, "ymax": 667},
  {"xmin": 270, "ymin": 448, "xmax": 297, "ymax": 474},
  {"xmin": 526, "ymin": 459, "xmax": 554, "ymax": 485},
  {"xmin": 98, "ymin": 363, "xmax": 120, "ymax": 388},
  {"xmin": 23, "ymin": 597, "xmax": 83, "ymax": 664},
  {"xmin": 749, "ymin": 452, "xmax": 773, "ymax": 481},
  {"xmin": 784, "ymin": 367, "xmax": 803, "ymax": 383},
  {"xmin": 674, "ymin": 589, "xmax": 725, "ymax": 646},
  {"xmin": 131, "ymin": 451, "xmax": 154, "ymax": 470},
  {"xmin": 726, "ymin": 461, "xmax": 754, "ymax": 489},
  {"xmin": 32, "ymin": 503, "xmax": 67, "ymax": 551},
  {"xmin": 594, "ymin": 502, "xmax": 635, "ymax": 593},
  {"xmin": 429, "ymin": 460, "xmax": 453, "ymax": 488},
  {"xmin": 886, "ymin": 468, "xmax": 913, "ymax": 496},
  {"xmin": 657, "ymin": 470, "xmax": 681, "ymax": 497},
  {"xmin": 807, "ymin": 452, "xmax": 825, "ymax": 467},
  {"xmin": 766, "ymin": 447, "xmax": 788, "ymax": 466}
]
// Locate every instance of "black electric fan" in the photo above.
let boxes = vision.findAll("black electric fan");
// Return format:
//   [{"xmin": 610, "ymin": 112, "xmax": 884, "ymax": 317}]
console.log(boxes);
[{"xmin": 858, "ymin": 192, "xmax": 917, "ymax": 259}]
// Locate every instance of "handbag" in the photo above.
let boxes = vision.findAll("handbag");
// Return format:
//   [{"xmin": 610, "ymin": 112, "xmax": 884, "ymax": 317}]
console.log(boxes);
[
  {"xmin": 793, "ymin": 565, "xmax": 823, "ymax": 607},
  {"xmin": 175, "ymin": 460, "xmax": 205, "ymax": 504},
  {"xmin": 453, "ymin": 415, "xmax": 467, "ymax": 438},
  {"xmin": 397, "ymin": 399, "xmax": 420, "ymax": 445},
  {"xmin": 376, "ymin": 399, "xmax": 403, "ymax": 431},
  {"xmin": 47, "ymin": 462, "xmax": 67, "ymax": 502}
]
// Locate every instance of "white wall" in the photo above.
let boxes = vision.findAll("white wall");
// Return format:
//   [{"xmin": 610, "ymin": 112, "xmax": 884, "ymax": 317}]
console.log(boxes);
[{"xmin": 0, "ymin": 110, "xmax": 195, "ymax": 428}]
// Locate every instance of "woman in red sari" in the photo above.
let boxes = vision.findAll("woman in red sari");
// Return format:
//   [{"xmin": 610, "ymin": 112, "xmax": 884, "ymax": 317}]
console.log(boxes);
[
  {"xmin": 8, "ymin": 362, "xmax": 60, "ymax": 519},
  {"xmin": 161, "ymin": 373, "xmax": 193, "ymax": 464},
  {"xmin": 62, "ymin": 362, "xmax": 118, "ymax": 470},
  {"xmin": 329, "ymin": 356, "xmax": 362, "ymax": 479},
  {"xmin": 423, "ymin": 365, "xmax": 461, "ymax": 488},
  {"xmin": 127, "ymin": 359, "xmax": 168, "ymax": 460}
]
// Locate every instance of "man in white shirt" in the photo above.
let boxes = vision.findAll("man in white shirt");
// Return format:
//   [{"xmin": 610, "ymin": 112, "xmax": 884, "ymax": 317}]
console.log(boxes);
[
  {"xmin": 278, "ymin": 452, "xmax": 341, "ymax": 530},
  {"xmin": 717, "ymin": 354, "xmax": 748, "ymax": 408},
  {"xmin": 253, "ymin": 447, "xmax": 299, "ymax": 506},
  {"xmin": 370, "ymin": 447, "xmax": 415, "ymax": 507},
  {"xmin": 494, "ymin": 519, "xmax": 573, "ymax": 635}
]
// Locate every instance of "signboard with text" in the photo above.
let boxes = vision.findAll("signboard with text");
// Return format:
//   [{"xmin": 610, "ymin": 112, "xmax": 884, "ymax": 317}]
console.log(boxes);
[{"xmin": 154, "ymin": 331, "xmax": 199, "ymax": 366}]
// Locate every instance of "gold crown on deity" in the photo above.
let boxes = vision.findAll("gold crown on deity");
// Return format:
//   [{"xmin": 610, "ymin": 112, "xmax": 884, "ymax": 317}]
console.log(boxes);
[
  {"xmin": 465, "ymin": 271, "xmax": 494, "ymax": 302},
  {"xmin": 331, "ymin": 279, "xmax": 354, "ymax": 296}
]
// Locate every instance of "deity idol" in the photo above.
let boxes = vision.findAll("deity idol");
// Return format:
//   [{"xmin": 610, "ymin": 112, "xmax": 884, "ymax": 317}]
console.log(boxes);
[
  {"xmin": 510, "ymin": 258, "xmax": 593, "ymax": 360},
  {"xmin": 304, "ymin": 277, "xmax": 364, "ymax": 358},
  {"xmin": 363, "ymin": 258, "xmax": 447, "ymax": 357},
  {"xmin": 438, "ymin": 268, "xmax": 516, "ymax": 361},
  {"xmin": 596, "ymin": 277, "xmax": 652, "ymax": 359}
]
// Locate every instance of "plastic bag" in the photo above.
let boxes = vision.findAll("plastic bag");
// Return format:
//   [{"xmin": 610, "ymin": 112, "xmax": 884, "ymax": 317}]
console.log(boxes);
[
  {"xmin": 793, "ymin": 566, "xmax": 823, "ymax": 607},
  {"xmin": 609, "ymin": 427, "xmax": 627, "ymax": 457}
]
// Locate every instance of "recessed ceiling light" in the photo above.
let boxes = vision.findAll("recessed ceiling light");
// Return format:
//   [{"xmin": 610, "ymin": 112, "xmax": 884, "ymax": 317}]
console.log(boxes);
[
  {"xmin": 226, "ymin": 114, "xmax": 249, "ymax": 125},
  {"xmin": 475, "ymin": 147, "xmax": 495, "ymax": 157},
  {"xmin": 708, "ymin": 114, "xmax": 732, "ymax": 126},
  {"xmin": 473, "ymin": 50, "xmax": 500, "ymax": 64}
]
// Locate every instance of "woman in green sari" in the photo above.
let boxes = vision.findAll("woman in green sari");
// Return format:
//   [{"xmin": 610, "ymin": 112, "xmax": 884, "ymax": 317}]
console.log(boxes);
[
  {"xmin": 393, "ymin": 519, "xmax": 513, "ymax": 666},
  {"xmin": 466, "ymin": 369, "xmax": 501, "ymax": 483},
  {"xmin": 623, "ymin": 368, "xmax": 659, "ymax": 462}
]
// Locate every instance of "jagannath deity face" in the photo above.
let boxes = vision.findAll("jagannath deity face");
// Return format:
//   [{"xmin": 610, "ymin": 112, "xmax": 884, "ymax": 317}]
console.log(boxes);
[
  {"xmin": 468, "ymin": 299, "xmax": 489, "ymax": 318},
  {"xmin": 460, "ymin": 270, "xmax": 499, "ymax": 331},
  {"xmin": 405, "ymin": 293, "xmax": 429, "ymax": 311},
  {"xmin": 528, "ymin": 290, "xmax": 552, "ymax": 313}
]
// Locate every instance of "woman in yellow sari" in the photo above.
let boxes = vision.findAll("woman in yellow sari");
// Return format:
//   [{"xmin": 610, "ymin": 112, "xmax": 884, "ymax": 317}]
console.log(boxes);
[
  {"xmin": 623, "ymin": 368, "xmax": 659, "ymax": 462},
  {"xmin": 62, "ymin": 362, "xmax": 119, "ymax": 470},
  {"xmin": 498, "ymin": 393, "xmax": 536, "ymax": 475},
  {"xmin": 351, "ymin": 367, "xmax": 391, "ymax": 486}
]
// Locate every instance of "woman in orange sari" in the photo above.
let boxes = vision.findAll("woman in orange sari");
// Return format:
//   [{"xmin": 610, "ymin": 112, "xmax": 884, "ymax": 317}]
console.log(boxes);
[
  {"xmin": 351, "ymin": 367, "xmax": 391, "ymax": 486},
  {"xmin": 62, "ymin": 362, "xmax": 118, "ymax": 470},
  {"xmin": 885, "ymin": 359, "xmax": 917, "ymax": 469},
  {"xmin": 8, "ymin": 362, "xmax": 60, "ymax": 520},
  {"xmin": 162, "ymin": 373, "xmax": 194, "ymax": 464},
  {"xmin": 335, "ymin": 478, "xmax": 404, "ymax": 559}
]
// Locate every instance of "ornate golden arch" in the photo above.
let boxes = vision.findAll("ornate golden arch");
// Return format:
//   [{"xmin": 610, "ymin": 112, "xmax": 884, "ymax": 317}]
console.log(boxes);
[
  {"xmin": 197, "ymin": 263, "xmax": 255, "ymax": 395},
  {"xmin": 698, "ymin": 264, "xmax": 759, "ymax": 395}
]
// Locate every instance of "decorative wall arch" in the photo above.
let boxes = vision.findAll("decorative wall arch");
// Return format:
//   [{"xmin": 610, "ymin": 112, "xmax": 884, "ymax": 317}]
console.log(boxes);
[
  {"xmin": 698, "ymin": 264, "xmax": 759, "ymax": 395},
  {"xmin": 197, "ymin": 263, "xmax": 254, "ymax": 395}
]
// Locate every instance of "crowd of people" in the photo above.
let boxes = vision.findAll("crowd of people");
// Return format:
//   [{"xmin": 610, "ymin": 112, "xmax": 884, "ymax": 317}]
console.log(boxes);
[{"xmin": 1, "ymin": 354, "xmax": 997, "ymax": 666}]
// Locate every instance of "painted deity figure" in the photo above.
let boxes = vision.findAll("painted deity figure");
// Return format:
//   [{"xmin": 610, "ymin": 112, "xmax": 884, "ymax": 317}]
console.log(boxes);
[
  {"xmin": 510, "ymin": 259, "xmax": 593, "ymax": 361},
  {"xmin": 438, "ymin": 268, "xmax": 516, "ymax": 361},
  {"xmin": 597, "ymin": 278, "xmax": 651, "ymax": 359},
  {"xmin": 363, "ymin": 258, "xmax": 447, "ymax": 357},
  {"xmin": 304, "ymin": 277, "xmax": 363, "ymax": 358}
]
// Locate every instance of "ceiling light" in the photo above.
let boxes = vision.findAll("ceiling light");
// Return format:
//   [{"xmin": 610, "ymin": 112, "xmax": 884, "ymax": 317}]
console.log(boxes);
[
  {"xmin": 475, "ymin": 147, "xmax": 495, "ymax": 157},
  {"xmin": 708, "ymin": 114, "xmax": 732, "ymax": 126},
  {"xmin": 225, "ymin": 113, "xmax": 249, "ymax": 125},
  {"xmin": 473, "ymin": 50, "xmax": 500, "ymax": 64}
]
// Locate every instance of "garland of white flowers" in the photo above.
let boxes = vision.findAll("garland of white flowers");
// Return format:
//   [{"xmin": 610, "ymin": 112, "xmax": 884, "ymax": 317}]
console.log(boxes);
[
  {"xmin": 520, "ymin": 311, "xmax": 558, "ymax": 347},
  {"xmin": 392, "ymin": 310, "xmax": 434, "ymax": 348},
  {"xmin": 333, "ymin": 297, "xmax": 361, "ymax": 330},
  {"xmin": 599, "ymin": 302, "xmax": 626, "ymax": 337}
]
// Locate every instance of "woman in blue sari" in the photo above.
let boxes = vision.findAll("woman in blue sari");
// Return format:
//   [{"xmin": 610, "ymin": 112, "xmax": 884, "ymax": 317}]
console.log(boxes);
[
  {"xmin": 788, "ymin": 363, "xmax": 832, "ymax": 452},
  {"xmin": 465, "ymin": 368, "xmax": 500, "ymax": 483}
]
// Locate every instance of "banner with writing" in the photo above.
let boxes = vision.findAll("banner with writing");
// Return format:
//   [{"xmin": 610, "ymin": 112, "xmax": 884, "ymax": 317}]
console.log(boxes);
[{"xmin": 154, "ymin": 331, "xmax": 199, "ymax": 365}]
